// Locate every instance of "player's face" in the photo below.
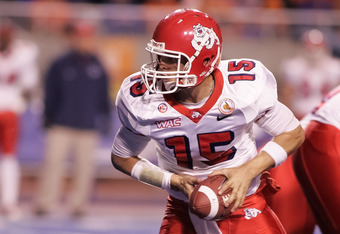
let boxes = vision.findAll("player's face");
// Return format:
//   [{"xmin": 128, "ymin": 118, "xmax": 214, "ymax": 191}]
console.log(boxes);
[
  {"xmin": 157, "ymin": 55, "xmax": 186, "ymax": 91},
  {"xmin": 157, "ymin": 55, "xmax": 180, "ymax": 71}
]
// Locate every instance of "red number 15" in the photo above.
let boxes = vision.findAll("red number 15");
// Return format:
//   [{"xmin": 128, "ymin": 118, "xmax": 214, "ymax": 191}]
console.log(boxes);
[
  {"xmin": 228, "ymin": 60, "xmax": 255, "ymax": 84},
  {"xmin": 165, "ymin": 131, "xmax": 236, "ymax": 169}
]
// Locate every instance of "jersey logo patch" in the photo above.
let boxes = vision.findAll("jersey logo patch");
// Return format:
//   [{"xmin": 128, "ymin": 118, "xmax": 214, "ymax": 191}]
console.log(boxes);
[
  {"xmin": 158, "ymin": 103, "xmax": 168, "ymax": 113},
  {"xmin": 191, "ymin": 111, "xmax": 202, "ymax": 119},
  {"xmin": 218, "ymin": 98, "xmax": 235, "ymax": 115}
]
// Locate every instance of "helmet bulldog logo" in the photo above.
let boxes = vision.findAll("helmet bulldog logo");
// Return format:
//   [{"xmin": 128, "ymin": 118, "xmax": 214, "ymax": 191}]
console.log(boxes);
[{"xmin": 191, "ymin": 23, "xmax": 220, "ymax": 58}]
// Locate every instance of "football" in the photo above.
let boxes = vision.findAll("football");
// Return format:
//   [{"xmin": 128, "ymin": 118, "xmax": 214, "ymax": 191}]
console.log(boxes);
[{"xmin": 189, "ymin": 175, "xmax": 233, "ymax": 221}]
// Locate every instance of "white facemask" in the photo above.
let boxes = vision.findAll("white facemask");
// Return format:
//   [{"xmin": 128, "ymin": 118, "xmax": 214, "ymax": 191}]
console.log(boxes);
[{"xmin": 163, "ymin": 80, "xmax": 177, "ymax": 91}]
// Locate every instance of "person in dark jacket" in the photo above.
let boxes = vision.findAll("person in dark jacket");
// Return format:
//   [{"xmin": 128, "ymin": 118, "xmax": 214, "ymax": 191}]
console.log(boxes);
[{"xmin": 35, "ymin": 21, "xmax": 111, "ymax": 217}]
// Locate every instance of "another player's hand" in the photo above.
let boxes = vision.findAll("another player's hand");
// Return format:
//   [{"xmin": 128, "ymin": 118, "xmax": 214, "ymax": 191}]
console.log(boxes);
[
  {"xmin": 170, "ymin": 174, "xmax": 200, "ymax": 198},
  {"xmin": 209, "ymin": 167, "xmax": 253, "ymax": 212}
]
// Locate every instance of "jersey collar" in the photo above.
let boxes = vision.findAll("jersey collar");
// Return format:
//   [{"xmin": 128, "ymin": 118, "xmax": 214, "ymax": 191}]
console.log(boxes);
[{"xmin": 164, "ymin": 69, "xmax": 223, "ymax": 123}]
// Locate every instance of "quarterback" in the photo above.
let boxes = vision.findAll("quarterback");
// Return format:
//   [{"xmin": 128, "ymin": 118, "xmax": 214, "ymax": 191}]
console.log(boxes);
[{"xmin": 111, "ymin": 9, "xmax": 304, "ymax": 234}]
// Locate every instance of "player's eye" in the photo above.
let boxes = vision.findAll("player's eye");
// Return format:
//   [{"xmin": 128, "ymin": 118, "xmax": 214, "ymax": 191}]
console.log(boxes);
[{"xmin": 157, "ymin": 55, "xmax": 177, "ymax": 65}]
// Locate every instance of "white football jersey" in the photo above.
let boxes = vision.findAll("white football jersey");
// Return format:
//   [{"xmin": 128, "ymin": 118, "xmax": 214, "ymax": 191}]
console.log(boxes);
[
  {"xmin": 280, "ymin": 54, "xmax": 340, "ymax": 117},
  {"xmin": 301, "ymin": 85, "xmax": 340, "ymax": 130},
  {"xmin": 0, "ymin": 39, "xmax": 39, "ymax": 113},
  {"xmin": 112, "ymin": 59, "xmax": 299, "ymax": 201}
]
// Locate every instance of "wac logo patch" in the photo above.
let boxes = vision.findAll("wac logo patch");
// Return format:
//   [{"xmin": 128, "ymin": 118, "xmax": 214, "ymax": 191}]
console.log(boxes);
[{"xmin": 155, "ymin": 118, "xmax": 181, "ymax": 129}]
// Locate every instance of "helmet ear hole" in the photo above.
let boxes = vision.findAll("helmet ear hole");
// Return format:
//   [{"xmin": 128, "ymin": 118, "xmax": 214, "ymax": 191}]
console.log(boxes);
[
  {"xmin": 203, "ymin": 58, "xmax": 210, "ymax": 66},
  {"xmin": 203, "ymin": 55, "xmax": 216, "ymax": 67},
  {"xmin": 203, "ymin": 54, "xmax": 217, "ymax": 66}
]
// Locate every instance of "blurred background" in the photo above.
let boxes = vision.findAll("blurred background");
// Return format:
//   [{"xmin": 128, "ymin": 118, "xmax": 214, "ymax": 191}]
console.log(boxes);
[{"xmin": 1, "ymin": 0, "xmax": 340, "ymax": 233}]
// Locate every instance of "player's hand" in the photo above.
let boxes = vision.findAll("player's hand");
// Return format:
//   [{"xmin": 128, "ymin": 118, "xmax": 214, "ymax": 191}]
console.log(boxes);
[
  {"xmin": 170, "ymin": 174, "xmax": 200, "ymax": 198},
  {"xmin": 209, "ymin": 166, "xmax": 253, "ymax": 212}
]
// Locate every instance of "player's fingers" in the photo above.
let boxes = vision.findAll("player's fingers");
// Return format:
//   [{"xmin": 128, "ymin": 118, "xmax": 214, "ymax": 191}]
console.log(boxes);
[
  {"xmin": 230, "ymin": 187, "xmax": 247, "ymax": 212},
  {"xmin": 222, "ymin": 181, "xmax": 245, "ymax": 210},
  {"xmin": 217, "ymin": 177, "xmax": 231, "ymax": 195},
  {"xmin": 224, "ymin": 187, "xmax": 237, "ymax": 207},
  {"xmin": 183, "ymin": 176, "xmax": 200, "ymax": 197},
  {"xmin": 230, "ymin": 195, "xmax": 242, "ymax": 212},
  {"xmin": 184, "ymin": 176, "xmax": 199, "ymax": 188},
  {"xmin": 191, "ymin": 177, "xmax": 201, "ymax": 185},
  {"xmin": 186, "ymin": 188, "xmax": 193, "ymax": 198}
]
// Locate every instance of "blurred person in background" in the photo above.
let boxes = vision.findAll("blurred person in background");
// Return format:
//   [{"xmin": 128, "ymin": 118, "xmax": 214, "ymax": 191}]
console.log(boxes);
[
  {"xmin": 268, "ymin": 28, "xmax": 340, "ymax": 233},
  {"xmin": 279, "ymin": 28, "xmax": 340, "ymax": 119},
  {"xmin": 34, "ymin": 20, "xmax": 111, "ymax": 218},
  {"xmin": 293, "ymin": 85, "xmax": 340, "ymax": 234},
  {"xmin": 0, "ymin": 19, "xmax": 39, "ymax": 220}
]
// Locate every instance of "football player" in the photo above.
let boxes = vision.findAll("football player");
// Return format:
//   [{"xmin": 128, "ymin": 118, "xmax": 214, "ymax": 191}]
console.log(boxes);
[
  {"xmin": 111, "ymin": 9, "xmax": 304, "ymax": 233},
  {"xmin": 268, "ymin": 28, "xmax": 340, "ymax": 234},
  {"xmin": 293, "ymin": 85, "xmax": 340, "ymax": 234},
  {"xmin": 279, "ymin": 28, "xmax": 340, "ymax": 120},
  {"xmin": 0, "ymin": 19, "xmax": 39, "ymax": 220}
]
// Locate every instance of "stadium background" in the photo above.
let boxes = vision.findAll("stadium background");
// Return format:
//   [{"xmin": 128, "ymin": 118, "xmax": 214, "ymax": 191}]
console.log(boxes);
[{"xmin": 1, "ymin": 1, "xmax": 339, "ymax": 233}]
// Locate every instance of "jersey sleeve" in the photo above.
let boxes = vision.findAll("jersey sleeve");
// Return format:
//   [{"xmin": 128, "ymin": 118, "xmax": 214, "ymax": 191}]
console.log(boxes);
[
  {"xmin": 255, "ymin": 101, "xmax": 300, "ymax": 136},
  {"xmin": 255, "ymin": 61, "xmax": 278, "ymax": 115},
  {"xmin": 111, "ymin": 126, "xmax": 150, "ymax": 158},
  {"xmin": 305, "ymin": 85, "xmax": 340, "ymax": 129},
  {"xmin": 112, "ymin": 75, "xmax": 151, "ymax": 157},
  {"xmin": 254, "ymin": 62, "xmax": 299, "ymax": 136},
  {"xmin": 115, "ymin": 76, "xmax": 150, "ymax": 136}
]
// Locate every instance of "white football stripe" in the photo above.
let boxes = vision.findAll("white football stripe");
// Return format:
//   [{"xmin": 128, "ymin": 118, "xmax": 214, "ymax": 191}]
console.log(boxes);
[{"xmin": 198, "ymin": 185, "xmax": 219, "ymax": 220}]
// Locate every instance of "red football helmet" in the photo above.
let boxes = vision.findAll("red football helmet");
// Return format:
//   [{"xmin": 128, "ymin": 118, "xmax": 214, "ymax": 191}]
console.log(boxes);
[{"xmin": 141, "ymin": 9, "xmax": 223, "ymax": 94}]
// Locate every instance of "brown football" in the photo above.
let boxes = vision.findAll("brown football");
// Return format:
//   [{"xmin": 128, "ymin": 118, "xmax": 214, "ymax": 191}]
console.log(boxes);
[{"xmin": 189, "ymin": 175, "xmax": 233, "ymax": 221}]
